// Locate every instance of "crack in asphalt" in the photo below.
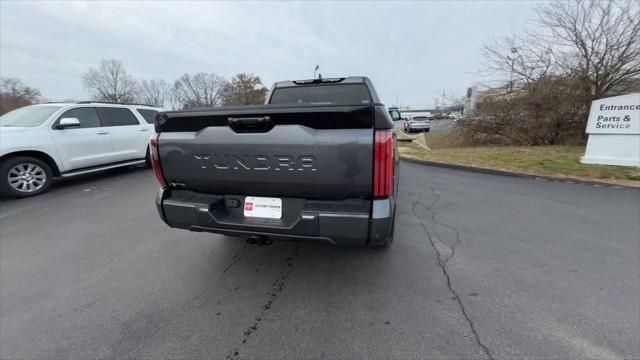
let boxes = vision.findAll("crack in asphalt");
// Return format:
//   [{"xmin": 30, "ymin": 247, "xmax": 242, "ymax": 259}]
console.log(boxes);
[
  {"xmin": 411, "ymin": 182, "xmax": 494, "ymax": 360},
  {"xmin": 225, "ymin": 243, "xmax": 301, "ymax": 360},
  {"xmin": 222, "ymin": 252, "xmax": 242, "ymax": 274}
]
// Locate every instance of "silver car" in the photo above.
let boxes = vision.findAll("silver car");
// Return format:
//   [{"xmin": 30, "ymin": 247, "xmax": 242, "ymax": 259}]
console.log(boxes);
[{"xmin": 403, "ymin": 116, "xmax": 430, "ymax": 133}]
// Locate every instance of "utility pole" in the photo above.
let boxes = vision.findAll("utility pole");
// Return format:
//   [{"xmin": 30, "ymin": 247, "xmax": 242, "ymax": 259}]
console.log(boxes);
[
  {"xmin": 395, "ymin": 94, "xmax": 398, "ymax": 107},
  {"xmin": 442, "ymin": 89, "xmax": 445, "ymax": 116}
]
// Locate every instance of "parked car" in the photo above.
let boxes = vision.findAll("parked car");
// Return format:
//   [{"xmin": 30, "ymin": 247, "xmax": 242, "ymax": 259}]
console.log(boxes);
[
  {"xmin": 403, "ymin": 116, "xmax": 430, "ymax": 133},
  {"xmin": 0, "ymin": 102, "xmax": 163, "ymax": 197},
  {"xmin": 450, "ymin": 112, "xmax": 463, "ymax": 121},
  {"xmin": 151, "ymin": 76, "xmax": 400, "ymax": 247}
]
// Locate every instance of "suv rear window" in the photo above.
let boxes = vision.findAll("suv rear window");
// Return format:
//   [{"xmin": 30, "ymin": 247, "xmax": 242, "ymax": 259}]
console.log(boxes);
[
  {"xmin": 269, "ymin": 84, "xmax": 372, "ymax": 106},
  {"xmin": 97, "ymin": 107, "xmax": 139, "ymax": 126},
  {"xmin": 136, "ymin": 109, "xmax": 157, "ymax": 124}
]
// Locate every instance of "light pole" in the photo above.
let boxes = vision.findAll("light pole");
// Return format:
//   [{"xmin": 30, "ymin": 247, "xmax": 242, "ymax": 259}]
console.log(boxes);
[{"xmin": 509, "ymin": 47, "xmax": 518, "ymax": 93}]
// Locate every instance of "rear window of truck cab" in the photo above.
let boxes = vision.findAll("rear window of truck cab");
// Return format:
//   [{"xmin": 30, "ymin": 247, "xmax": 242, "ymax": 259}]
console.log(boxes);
[{"xmin": 269, "ymin": 84, "xmax": 372, "ymax": 106}]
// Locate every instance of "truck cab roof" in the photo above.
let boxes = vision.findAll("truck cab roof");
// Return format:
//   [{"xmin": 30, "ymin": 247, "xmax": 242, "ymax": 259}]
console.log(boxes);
[{"xmin": 270, "ymin": 76, "xmax": 381, "ymax": 104}]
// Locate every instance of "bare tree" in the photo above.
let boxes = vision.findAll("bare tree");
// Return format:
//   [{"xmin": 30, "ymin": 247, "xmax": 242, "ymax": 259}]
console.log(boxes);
[
  {"xmin": 480, "ymin": 35, "xmax": 557, "ymax": 90},
  {"xmin": 137, "ymin": 79, "xmax": 170, "ymax": 107},
  {"xmin": 473, "ymin": 0, "xmax": 640, "ymax": 143},
  {"xmin": 481, "ymin": 0, "xmax": 639, "ymax": 98},
  {"xmin": 0, "ymin": 77, "xmax": 41, "ymax": 115},
  {"xmin": 1, "ymin": 78, "xmax": 40, "ymax": 101},
  {"xmin": 82, "ymin": 59, "xmax": 138, "ymax": 103},
  {"xmin": 535, "ymin": 0, "xmax": 640, "ymax": 103},
  {"xmin": 222, "ymin": 73, "xmax": 268, "ymax": 106},
  {"xmin": 172, "ymin": 73, "xmax": 227, "ymax": 109},
  {"xmin": 443, "ymin": 90, "xmax": 469, "ymax": 116},
  {"xmin": 444, "ymin": 90, "xmax": 467, "ymax": 107}
]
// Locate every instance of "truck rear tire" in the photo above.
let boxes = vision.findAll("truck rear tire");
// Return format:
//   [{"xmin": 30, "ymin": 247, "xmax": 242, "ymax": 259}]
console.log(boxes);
[
  {"xmin": 385, "ymin": 216, "xmax": 396, "ymax": 247},
  {"xmin": 0, "ymin": 156, "xmax": 53, "ymax": 198},
  {"xmin": 145, "ymin": 147, "xmax": 152, "ymax": 168},
  {"xmin": 372, "ymin": 207, "xmax": 396, "ymax": 248}
]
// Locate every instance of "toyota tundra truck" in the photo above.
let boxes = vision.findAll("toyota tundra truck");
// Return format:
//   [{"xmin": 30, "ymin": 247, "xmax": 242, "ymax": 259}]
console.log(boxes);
[{"xmin": 151, "ymin": 77, "xmax": 401, "ymax": 247}]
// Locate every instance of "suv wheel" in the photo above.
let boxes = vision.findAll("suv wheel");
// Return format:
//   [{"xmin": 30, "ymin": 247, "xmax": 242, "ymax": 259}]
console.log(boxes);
[{"xmin": 0, "ymin": 156, "xmax": 53, "ymax": 198}]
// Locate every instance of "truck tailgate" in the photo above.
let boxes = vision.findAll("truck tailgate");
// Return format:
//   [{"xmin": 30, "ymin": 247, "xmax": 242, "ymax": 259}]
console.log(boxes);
[{"xmin": 156, "ymin": 105, "xmax": 374, "ymax": 199}]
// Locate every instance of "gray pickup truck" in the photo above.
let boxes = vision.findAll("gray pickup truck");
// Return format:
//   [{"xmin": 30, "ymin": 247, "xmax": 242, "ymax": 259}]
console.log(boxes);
[{"xmin": 151, "ymin": 77, "xmax": 401, "ymax": 247}]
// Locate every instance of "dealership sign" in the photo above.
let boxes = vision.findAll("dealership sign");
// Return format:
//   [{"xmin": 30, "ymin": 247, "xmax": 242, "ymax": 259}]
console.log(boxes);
[
  {"xmin": 585, "ymin": 94, "xmax": 639, "ymax": 134},
  {"xmin": 581, "ymin": 93, "xmax": 640, "ymax": 167}
]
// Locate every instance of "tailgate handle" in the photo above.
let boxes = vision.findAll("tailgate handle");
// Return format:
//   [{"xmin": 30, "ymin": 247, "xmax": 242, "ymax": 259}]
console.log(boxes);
[{"xmin": 228, "ymin": 116, "xmax": 273, "ymax": 133}]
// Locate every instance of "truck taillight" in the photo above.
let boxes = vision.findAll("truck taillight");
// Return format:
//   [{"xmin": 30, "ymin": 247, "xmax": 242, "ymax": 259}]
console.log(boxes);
[
  {"xmin": 149, "ymin": 134, "xmax": 167, "ymax": 188},
  {"xmin": 374, "ymin": 130, "xmax": 394, "ymax": 197}
]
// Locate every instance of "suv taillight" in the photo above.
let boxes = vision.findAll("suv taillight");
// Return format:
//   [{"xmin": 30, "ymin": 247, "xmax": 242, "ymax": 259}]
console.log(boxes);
[
  {"xmin": 374, "ymin": 130, "xmax": 394, "ymax": 197},
  {"xmin": 149, "ymin": 134, "xmax": 167, "ymax": 188}
]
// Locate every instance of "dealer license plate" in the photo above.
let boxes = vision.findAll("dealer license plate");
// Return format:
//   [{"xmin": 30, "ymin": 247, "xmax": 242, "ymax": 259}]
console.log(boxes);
[{"xmin": 243, "ymin": 196, "xmax": 282, "ymax": 219}]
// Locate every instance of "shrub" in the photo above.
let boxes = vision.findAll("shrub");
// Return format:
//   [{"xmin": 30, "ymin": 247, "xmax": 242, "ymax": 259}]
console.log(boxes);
[{"xmin": 458, "ymin": 76, "xmax": 585, "ymax": 145}]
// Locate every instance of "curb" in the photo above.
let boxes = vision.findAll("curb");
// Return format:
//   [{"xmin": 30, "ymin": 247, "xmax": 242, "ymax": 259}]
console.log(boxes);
[{"xmin": 400, "ymin": 157, "xmax": 639, "ymax": 189}]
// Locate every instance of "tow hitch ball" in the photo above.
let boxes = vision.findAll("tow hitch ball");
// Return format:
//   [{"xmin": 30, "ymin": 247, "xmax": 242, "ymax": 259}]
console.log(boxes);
[{"xmin": 247, "ymin": 235, "xmax": 272, "ymax": 246}]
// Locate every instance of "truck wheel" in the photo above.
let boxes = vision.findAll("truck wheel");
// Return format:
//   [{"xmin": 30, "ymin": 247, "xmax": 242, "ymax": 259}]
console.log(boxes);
[
  {"xmin": 0, "ymin": 156, "xmax": 53, "ymax": 198},
  {"xmin": 386, "ymin": 209, "xmax": 396, "ymax": 246},
  {"xmin": 372, "ymin": 207, "xmax": 396, "ymax": 248}
]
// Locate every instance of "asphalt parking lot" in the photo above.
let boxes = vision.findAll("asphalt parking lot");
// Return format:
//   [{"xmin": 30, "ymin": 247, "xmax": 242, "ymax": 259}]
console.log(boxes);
[{"xmin": 1, "ymin": 161, "xmax": 638, "ymax": 359}]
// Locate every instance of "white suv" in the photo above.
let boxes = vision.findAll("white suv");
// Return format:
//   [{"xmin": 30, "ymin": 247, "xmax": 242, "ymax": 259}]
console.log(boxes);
[
  {"xmin": 403, "ymin": 116, "xmax": 431, "ymax": 133},
  {"xmin": 0, "ymin": 102, "xmax": 163, "ymax": 197}
]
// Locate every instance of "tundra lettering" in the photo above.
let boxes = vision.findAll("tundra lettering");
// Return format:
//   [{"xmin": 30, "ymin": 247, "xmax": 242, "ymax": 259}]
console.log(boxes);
[{"xmin": 194, "ymin": 154, "xmax": 317, "ymax": 171}]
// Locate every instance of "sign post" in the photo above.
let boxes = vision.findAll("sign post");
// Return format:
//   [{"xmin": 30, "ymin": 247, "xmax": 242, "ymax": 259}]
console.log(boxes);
[{"xmin": 580, "ymin": 93, "xmax": 640, "ymax": 167}]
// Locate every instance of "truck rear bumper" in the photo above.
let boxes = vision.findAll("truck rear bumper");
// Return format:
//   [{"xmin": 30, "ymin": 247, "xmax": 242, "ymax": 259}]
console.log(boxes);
[{"xmin": 156, "ymin": 188, "xmax": 394, "ymax": 246}]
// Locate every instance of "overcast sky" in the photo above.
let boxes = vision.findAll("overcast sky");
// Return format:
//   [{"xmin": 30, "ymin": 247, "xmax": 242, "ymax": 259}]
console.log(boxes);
[{"xmin": 1, "ymin": 1, "xmax": 540, "ymax": 108}]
